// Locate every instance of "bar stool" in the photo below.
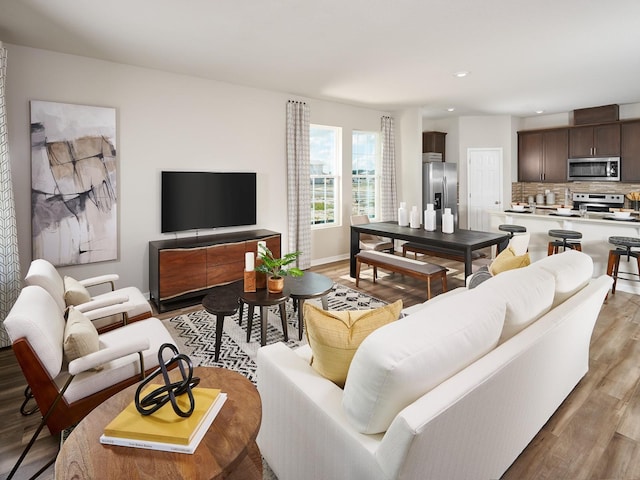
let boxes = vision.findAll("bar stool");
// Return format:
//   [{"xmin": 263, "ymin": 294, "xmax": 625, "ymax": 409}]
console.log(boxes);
[
  {"xmin": 606, "ymin": 236, "xmax": 640, "ymax": 294},
  {"xmin": 547, "ymin": 229, "xmax": 582, "ymax": 255},
  {"xmin": 497, "ymin": 224, "xmax": 527, "ymax": 253}
]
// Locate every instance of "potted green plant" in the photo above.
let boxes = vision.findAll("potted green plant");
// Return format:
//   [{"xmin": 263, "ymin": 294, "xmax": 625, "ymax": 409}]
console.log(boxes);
[{"xmin": 255, "ymin": 247, "xmax": 303, "ymax": 293}]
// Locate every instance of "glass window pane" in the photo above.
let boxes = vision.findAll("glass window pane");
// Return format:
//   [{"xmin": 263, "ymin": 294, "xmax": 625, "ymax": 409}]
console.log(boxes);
[{"xmin": 352, "ymin": 131, "xmax": 379, "ymax": 219}]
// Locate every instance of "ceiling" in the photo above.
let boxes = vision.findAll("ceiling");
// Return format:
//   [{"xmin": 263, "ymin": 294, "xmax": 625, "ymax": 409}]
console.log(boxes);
[{"xmin": 2, "ymin": 0, "xmax": 640, "ymax": 118}]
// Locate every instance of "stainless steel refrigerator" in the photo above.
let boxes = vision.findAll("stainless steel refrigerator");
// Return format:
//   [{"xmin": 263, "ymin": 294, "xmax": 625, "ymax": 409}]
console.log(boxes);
[{"xmin": 422, "ymin": 160, "xmax": 458, "ymax": 227}]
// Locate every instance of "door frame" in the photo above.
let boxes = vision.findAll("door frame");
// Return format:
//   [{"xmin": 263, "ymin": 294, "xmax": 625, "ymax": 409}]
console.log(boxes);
[{"xmin": 466, "ymin": 147, "xmax": 504, "ymax": 231}]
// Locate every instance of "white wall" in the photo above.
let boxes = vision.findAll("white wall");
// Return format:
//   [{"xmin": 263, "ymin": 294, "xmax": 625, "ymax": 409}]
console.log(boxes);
[
  {"xmin": 5, "ymin": 44, "xmax": 387, "ymax": 292},
  {"xmin": 395, "ymin": 108, "xmax": 422, "ymax": 213}
]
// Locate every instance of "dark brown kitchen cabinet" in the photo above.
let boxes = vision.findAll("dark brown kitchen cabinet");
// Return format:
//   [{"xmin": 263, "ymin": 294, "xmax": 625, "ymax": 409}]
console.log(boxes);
[
  {"xmin": 422, "ymin": 131, "xmax": 446, "ymax": 160},
  {"xmin": 518, "ymin": 128, "xmax": 568, "ymax": 182},
  {"xmin": 621, "ymin": 120, "xmax": 640, "ymax": 182},
  {"xmin": 569, "ymin": 124, "xmax": 620, "ymax": 158}
]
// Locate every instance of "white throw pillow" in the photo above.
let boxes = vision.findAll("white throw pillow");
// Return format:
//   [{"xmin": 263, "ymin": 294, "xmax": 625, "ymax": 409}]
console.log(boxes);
[
  {"xmin": 63, "ymin": 306, "xmax": 100, "ymax": 364},
  {"xmin": 476, "ymin": 264, "xmax": 555, "ymax": 343},
  {"xmin": 64, "ymin": 276, "xmax": 92, "ymax": 306},
  {"xmin": 342, "ymin": 288, "xmax": 506, "ymax": 434}
]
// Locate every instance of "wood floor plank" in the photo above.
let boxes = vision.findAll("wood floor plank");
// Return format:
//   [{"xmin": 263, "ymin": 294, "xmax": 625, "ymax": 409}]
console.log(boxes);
[{"xmin": 590, "ymin": 432, "xmax": 640, "ymax": 480}]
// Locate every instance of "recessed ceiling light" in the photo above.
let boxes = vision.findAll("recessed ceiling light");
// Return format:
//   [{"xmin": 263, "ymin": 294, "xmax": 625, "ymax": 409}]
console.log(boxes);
[
  {"xmin": 535, "ymin": 110, "xmax": 545, "ymax": 114},
  {"xmin": 447, "ymin": 107, "xmax": 455, "ymax": 112},
  {"xmin": 454, "ymin": 71, "xmax": 470, "ymax": 78}
]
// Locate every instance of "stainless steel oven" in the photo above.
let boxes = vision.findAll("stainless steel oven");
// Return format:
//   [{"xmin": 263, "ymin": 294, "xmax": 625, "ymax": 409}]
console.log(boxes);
[{"xmin": 567, "ymin": 157, "xmax": 620, "ymax": 181}]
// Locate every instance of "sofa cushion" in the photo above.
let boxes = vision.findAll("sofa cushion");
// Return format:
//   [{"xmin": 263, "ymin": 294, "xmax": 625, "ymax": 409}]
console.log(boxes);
[
  {"xmin": 64, "ymin": 276, "xmax": 92, "ymax": 306},
  {"xmin": 401, "ymin": 287, "xmax": 467, "ymax": 317},
  {"xmin": 530, "ymin": 250, "xmax": 593, "ymax": 307},
  {"xmin": 63, "ymin": 306, "xmax": 100, "ymax": 364},
  {"xmin": 342, "ymin": 288, "xmax": 506, "ymax": 434},
  {"xmin": 304, "ymin": 300, "xmax": 402, "ymax": 388},
  {"xmin": 489, "ymin": 246, "xmax": 531, "ymax": 276},
  {"xmin": 477, "ymin": 264, "xmax": 555, "ymax": 343}
]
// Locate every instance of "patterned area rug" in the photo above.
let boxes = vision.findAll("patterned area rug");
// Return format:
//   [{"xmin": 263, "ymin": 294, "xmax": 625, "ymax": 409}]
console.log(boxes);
[{"xmin": 162, "ymin": 282, "xmax": 388, "ymax": 384}]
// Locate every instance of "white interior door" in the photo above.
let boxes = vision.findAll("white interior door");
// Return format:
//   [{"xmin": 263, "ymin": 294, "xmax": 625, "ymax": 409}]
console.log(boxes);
[{"xmin": 467, "ymin": 148, "xmax": 503, "ymax": 231}]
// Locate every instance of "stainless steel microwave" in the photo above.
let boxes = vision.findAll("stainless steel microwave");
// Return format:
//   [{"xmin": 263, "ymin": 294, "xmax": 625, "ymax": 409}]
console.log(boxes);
[{"xmin": 567, "ymin": 157, "xmax": 620, "ymax": 181}]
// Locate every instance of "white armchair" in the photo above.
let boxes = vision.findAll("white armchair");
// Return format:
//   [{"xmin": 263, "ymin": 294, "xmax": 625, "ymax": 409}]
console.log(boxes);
[
  {"xmin": 4, "ymin": 285, "xmax": 177, "ymax": 479},
  {"xmin": 25, "ymin": 258, "xmax": 152, "ymax": 332}
]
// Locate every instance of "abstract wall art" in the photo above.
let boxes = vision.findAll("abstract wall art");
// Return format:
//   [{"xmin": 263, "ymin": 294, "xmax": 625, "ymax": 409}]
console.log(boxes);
[{"xmin": 30, "ymin": 101, "xmax": 118, "ymax": 266}]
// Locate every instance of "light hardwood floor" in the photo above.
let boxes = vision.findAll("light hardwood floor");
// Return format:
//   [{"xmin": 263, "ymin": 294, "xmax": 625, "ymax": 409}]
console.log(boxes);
[{"xmin": 2, "ymin": 255, "xmax": 640, "ymax": 479}]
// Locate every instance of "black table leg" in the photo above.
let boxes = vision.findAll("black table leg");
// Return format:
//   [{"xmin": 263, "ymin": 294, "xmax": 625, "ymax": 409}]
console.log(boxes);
[
  {"xmin": 350, "ymin": 228, "xmax": 360, "ymax": 277},
  {"xmin": 321, "ymin": 295, "xmax": 328, "ymax": 309},
  {"xmin": 214, "ymin": 314, "xmax": 225, "ymax": 362},
  {"xmin": 260, "ymin": 305, "xmax": 268, "ymax": 346},
  {"xmin": 279, "ymin": 302, "xmax": 288, "ymax": 342},
  {"xmin": 297, "ymin": 299, "xmax": 305, "ymax": 340},
  {"xmin": 238, "ymin": 301, "xmax": 244, "ymax": 325},
  {"xmin": 464, "ymin": 248, "xmax": 473, "ymax": 278},
  {"xmin": 246, "ymin": 305, "xmax": 255, "ymax": 342}
]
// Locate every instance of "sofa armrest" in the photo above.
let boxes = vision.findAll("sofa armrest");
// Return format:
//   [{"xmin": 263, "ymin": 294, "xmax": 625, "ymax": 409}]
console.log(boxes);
[
  {"xmin": 256, "ymin": 342, "xmax": 386, "ymax": 480},
  {"xmin": 79, "ymin": 274, "xmax": 119, "ymax": 291},
  {"xmin": 68, "ymin": 337, "xmax": 150, "ymax": 375}
]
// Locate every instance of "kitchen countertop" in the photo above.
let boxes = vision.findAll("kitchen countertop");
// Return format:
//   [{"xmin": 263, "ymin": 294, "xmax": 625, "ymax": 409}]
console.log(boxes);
[
  {"xmin": 500, "ymin": 208, "xmax": 639, "ymax": 223},
  {"xmin": 489, "ymin": 209, "xmax": 640, "ymax": 295}
]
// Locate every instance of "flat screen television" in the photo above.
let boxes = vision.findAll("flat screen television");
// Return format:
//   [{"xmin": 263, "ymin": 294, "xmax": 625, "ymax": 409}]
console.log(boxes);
[{"xmin": 161, "ymin": 171, "xmax": 257, "ymax": 233}]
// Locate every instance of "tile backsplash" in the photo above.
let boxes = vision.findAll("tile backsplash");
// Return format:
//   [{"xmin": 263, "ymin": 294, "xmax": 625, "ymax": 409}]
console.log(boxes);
[{"xmin": 512, "ymin": 182, "xmax": 640, "ymax": 208}]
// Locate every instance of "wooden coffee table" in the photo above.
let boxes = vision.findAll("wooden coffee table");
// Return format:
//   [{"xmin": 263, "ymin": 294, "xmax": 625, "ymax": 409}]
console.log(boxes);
[{"xmin": 55, "ymin": 367, "xmax": 262, "ymax": 480}]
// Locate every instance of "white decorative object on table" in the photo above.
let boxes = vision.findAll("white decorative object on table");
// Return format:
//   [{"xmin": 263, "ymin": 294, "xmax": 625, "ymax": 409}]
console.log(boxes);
[
  {"xmin": 442, "ymin": 208, "xmax": 454, "ymax": 233},
  {"xmin": 398, "ymin": 202, "xmax": 409, "ymax": 227},
  {"xmin": 424, "ymin": 204, "xmax": 436, "ymax": 231},
  {"xmin": 409, "ymin": 206, "xmax": 421, "ymax": 228}
]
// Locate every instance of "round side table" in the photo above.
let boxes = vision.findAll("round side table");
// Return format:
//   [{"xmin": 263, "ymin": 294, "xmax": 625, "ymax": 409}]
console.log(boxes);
[
  {"xmin": 240, "ymin": 289, "xmax": 290, "ymax": 346},
  {"xmin": 285, "ymin": 272, "xmax": 334, "ymax": 340}
]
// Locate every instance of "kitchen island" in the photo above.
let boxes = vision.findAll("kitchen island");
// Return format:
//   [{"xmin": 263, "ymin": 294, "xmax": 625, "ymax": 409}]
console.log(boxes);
[{"xmin": 490, "ymin": 209, "xmax": 640, "ymax": 294}]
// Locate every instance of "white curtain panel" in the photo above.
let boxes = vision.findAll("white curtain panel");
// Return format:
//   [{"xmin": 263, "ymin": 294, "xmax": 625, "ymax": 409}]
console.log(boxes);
[
  {"xmin": 286, "ymin": 100, "xmax": 311, "ymax": 269},
  {"xmin": 0, "ymin": 42, "xmax": 21, "ymax": 348},
  {"xmin": 380, "ymin": 116, "xmax": 398, "ymax": 221}
]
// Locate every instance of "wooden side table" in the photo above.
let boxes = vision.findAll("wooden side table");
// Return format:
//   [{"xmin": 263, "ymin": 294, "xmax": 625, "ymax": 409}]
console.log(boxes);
[
  {"xmin": 202, "ymin": 281, "xmax": 244, "ymax": 362},
  {"xmin": 285, "ymin": 272, "xmax": 334, "ymax": 340},
  {"xmin": 55, "ymin": 367, "xmax": 262, "ymax": 480},
  {"xmin": 240, "ymin": 290, "xmax": 289, "ymax": 346}
]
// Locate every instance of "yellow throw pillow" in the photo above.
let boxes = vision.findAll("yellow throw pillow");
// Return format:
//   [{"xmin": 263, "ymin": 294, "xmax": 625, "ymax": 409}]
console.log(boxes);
[
  {"xmin": 64, "ymin": 276, "xmax": 92, "ymax": 306},
  {"xmin": 63, "ymin": 306, "xmax": 100, "ymax": 366},
  {"xmin": 489, "ymin": 246, "xmax": 531, "ymax": 276},
  {"xmin": 303, "ymin": 299, "xmax": 403, "ymax": 388}
]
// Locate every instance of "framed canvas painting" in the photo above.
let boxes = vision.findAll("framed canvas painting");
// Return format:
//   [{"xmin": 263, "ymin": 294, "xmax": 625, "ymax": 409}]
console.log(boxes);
[{"xmin": 30, "ymin": 100, "xmax": 118, "ymax": 266}]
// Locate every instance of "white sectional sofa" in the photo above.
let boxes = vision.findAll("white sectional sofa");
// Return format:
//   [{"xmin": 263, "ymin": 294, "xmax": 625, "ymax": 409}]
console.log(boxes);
[{"xmin": 256, "ymin": 250, "xmax": 612, "ymax": 480}]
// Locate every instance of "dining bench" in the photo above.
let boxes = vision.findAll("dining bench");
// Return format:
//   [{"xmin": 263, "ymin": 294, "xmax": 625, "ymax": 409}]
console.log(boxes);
[{"xmin": 355, "ymin": 250, "xmax": 448, "ymax": 300}]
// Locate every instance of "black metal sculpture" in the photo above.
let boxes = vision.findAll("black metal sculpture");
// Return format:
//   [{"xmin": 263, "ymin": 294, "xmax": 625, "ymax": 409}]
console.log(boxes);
[{"xmin": 134, "ymin": 343, "xmax": 200, "ymax": 417}]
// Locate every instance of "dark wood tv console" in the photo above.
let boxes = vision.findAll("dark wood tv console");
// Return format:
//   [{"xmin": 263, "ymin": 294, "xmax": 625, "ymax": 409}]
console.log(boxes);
[{"xmin": 149, "ymin": 230, "xmax": 281, "ymax": 312}]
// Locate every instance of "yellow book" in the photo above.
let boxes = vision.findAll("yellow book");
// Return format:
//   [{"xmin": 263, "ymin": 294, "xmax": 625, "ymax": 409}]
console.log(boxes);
[{"xmin": 103, "ymin": 385, "xmax": 222, "ymax": 445}]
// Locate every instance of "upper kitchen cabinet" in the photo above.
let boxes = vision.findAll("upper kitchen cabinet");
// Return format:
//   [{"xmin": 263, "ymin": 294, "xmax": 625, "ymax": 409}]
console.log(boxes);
[
  {"xmin": 422, "ymin": 131, "xmax": 446, "ymax": 160},
  {"xmin": 621, "ymin": 120, "xmax": 640, "ymax": 182},
  {"xmin": 518, "ymin": 128, "xmax": 568, "ymax": 183},
  {"xmin": 569, "ymin": 124, "xmax": 620, "ymax": 158}
]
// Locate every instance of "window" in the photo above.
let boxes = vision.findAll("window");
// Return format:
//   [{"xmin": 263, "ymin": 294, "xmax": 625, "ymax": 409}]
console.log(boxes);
[
  {"xmin": 352, "ymin": 130, "xmax": 380, "ymax": 219},
  {"xmin": 310, "ymin": 124, "xmax": 341, "ymax": 226}
]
